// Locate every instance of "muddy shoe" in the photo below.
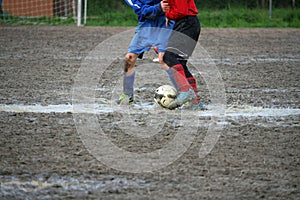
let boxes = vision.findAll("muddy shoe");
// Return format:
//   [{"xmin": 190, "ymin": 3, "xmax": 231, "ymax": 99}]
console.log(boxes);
[
  {"xmin": 116, "ymin": 93, "xmax": 134, "ymax": 105},
  {"xmin": 181, "ymin": 100, "xmax": 206, "ymax": 111},
  {"xmin": 191, "ymin": 102, "xmax": 207, "ymax": 111},
  {"xmin": 168, "ymin": 89, "xmax": 196, "ymax": 109}
]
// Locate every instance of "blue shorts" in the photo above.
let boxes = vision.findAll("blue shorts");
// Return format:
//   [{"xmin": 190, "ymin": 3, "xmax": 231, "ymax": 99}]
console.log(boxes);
[{"xmin": 128, "ymin": 16, "xmax": 174, "ymax": 55}]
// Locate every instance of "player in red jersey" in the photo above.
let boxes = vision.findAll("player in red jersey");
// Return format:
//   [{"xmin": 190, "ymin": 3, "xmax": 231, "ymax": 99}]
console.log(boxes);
[{"xmin": 161, "ymin": 0, "xmax": 204, "ymax": 110}]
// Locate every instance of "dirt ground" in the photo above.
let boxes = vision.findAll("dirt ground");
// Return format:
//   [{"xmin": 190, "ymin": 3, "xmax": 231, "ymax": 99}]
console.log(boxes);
[{"xmin": 0, "ymin": 26, "xmax": 299, "ymax": 199}]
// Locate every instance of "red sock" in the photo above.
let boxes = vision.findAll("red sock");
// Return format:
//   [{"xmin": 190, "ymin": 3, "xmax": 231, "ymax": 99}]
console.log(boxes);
[
  {"xmin": 187, "ymin": 76, "xmax": 200, "ymax": 104},
  {"xmin": 170, "ymin": 64, "xmax": 191, "ymax": 92}
]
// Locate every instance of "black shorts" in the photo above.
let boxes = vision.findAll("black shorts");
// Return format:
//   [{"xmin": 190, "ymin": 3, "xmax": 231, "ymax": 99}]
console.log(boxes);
[{"xmin": 164, "ymin": 16, "xmax": 201, "ymax": 67}]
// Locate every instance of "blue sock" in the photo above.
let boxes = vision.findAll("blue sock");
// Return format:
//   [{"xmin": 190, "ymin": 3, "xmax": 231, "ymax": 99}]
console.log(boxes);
[
  {"xmin": 123, "ymin": 71, "xmax": 135, "ymax": 97},
  {"xmin": 166, "ymin": 68, "xmax": 178, "ymax": 91}
]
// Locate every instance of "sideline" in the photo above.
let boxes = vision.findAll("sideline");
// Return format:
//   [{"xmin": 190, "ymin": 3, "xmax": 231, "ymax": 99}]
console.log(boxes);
[{"xmin": 0, "ymin": 103, "xmax": 299, "ymax": 118}]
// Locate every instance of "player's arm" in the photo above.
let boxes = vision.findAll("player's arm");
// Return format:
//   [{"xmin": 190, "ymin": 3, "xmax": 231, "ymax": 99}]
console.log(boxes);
[{"xmin": 125, "ymin": 0, "xmax": 165, "ymax": 21}]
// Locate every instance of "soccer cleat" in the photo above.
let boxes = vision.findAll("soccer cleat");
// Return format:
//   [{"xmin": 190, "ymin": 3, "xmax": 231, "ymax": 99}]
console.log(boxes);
[
  {"xmin": 152, "ymin": 57, "xmax": 159, "ymax": 63},
  {"xmin": 168, "ymin": 89, "xmax": 196, "ymax": 109},
  {"xmin": 191, "ymin": 102, "xmax": 207, "ymax": 111},
  {"xmin": 116, "ymin": 93, "xmax": 134, "ymax": 105},
  {"xmin": 181, "ymin": 99, "xmax": 206, "ymax": 111}
]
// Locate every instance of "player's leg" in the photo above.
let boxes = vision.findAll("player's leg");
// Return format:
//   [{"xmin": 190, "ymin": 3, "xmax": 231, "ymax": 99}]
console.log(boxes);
[
  {"xmin": 163, "ymin": 51, "xmax": 196, "ymax": 109},
  {"xmin": 185, "ymin": 16, "xmax": 201, "ymax": 101},
  {"xmin": 158, "ymin": 52, "xmax": 178, "ymax": 91},
  {"xmin": 180, "ymin": 59, "xmax": 201, "ymax": 105},
  {"xmin": 182, "ymin": 63, "xmax": 205, "ymax": 110},
  {"xmin": 117, "ymin": 52, "xmax": 138, "ymax": 105},
  {"xmin": 168, "ymin": 16, "xmax": 203, "ymax": 109},
  {"xmin": 124, "ymin": 52, "xmax": 137, "ymax": 75},
  {"xmin": 178, "ymin": 16, "xmax": 204, "ymax": 109}
]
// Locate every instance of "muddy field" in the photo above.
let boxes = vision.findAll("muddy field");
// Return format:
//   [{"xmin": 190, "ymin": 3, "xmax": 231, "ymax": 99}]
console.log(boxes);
[{"xmin": 0, "ymin": 26, "xmax": 299, "ymax": 199}]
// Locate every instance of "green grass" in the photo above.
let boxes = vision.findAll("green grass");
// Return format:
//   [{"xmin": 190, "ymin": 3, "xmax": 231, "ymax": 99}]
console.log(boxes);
[
  {"xmin": 0, "ymin": 16, "xmax": 76, "ymax": 26},
  {"xmin": 86, "ymin": 9, "xmax": 138, "ymax": 26},
  {"xmin": 0, "ymin": 8, "xmax": 299, "ymax": 27},
  {"xmin": 87, "ymin": 7, "xmax": 300, "ymax": 27},
  {"xmin": 199, "ymin": 8, "xmax": 300, "ymax": 28}
]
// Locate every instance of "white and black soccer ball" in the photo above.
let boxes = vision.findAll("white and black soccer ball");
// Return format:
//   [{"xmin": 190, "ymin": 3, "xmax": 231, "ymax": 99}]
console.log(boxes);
[{"xmin": 154, "ymin": 85, "xmax": 177, "ymax": 108}]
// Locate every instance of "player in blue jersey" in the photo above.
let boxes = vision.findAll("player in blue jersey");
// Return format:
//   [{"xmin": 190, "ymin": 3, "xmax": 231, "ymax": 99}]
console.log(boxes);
[{"xmin": 117, "ymin": 0, "xmax": 174, "ymax": 105}]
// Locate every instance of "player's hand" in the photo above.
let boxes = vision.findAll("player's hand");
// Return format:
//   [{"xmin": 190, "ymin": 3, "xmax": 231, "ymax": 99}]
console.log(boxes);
[{"xmin": 161, "ymin": 0, "xmax": 169, "ymax": 12}]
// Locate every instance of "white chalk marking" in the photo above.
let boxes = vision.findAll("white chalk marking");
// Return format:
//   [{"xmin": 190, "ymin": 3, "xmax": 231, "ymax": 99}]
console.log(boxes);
[
  {"xmin": 0, "ymin": 103, "xmax": 299, "ymax": 118},
  {"xmin": 1, "ymin": 54, "xmax": 299, "ymax": 64}
]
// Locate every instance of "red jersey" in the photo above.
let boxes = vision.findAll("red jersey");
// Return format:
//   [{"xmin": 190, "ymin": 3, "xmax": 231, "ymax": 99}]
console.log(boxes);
[{"xmin": 166, "ymin": 0, "xmax": 198, "ymax": 20}]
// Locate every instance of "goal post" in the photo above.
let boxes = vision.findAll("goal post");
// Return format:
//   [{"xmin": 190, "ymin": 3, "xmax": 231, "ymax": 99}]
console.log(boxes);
[
  {"xmin": 269, "ymin": 0, "xmax": 272, "ymax": 19},
  {"xmin": 77, "ymin": 0, "xmax": 87, "ymax": 26},
  {"xmin": 77, "ymin": 0, "xmax": 81, "ymax": 26}
]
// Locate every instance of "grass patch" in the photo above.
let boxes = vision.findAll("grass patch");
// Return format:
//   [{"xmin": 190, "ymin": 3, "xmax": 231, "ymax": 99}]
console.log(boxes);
[
  {"xmin": 0, "ymin": 16, "xmax": 75, "ymax": 26},
  {"xmin": 0, "ymin": 8, "xmax": 299, "ymax": 27},
  {"xmin": 87, "ymin": 7, "xmax": 300, "ymax": 27},
  {"xmin": 199, "ymin": 8, "xmax": 300, "ymax": 28},
  {"xmin": 86, "ymin": 9, "xmax": 138, "ymax": 26}
]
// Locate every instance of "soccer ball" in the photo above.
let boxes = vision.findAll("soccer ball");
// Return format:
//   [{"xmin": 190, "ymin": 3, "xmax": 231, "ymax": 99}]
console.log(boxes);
[{"xmin": 154, "ymin": 85, "xmax": 177, "ymax": 108}]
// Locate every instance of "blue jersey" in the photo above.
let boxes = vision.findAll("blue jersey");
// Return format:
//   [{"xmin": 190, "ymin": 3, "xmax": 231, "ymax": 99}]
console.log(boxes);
[
  {"xmin": 125, "ymin": 0, "xmax": 164, "ymax": 22},
  {"xmin": 125, "ymin": 0, "xmax": 174, "ymax": 54}
]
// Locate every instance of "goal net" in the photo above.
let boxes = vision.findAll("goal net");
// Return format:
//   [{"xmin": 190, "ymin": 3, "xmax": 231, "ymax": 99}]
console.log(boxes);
[{"xmin": 1, "ymin": 0, "xmax": 86, "ymax": 25}]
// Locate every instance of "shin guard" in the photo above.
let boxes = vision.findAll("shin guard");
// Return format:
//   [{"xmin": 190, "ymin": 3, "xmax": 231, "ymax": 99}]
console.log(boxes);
[{"xmin": 170, "ymin": 64, "xmax": 191, "ymax": 92}]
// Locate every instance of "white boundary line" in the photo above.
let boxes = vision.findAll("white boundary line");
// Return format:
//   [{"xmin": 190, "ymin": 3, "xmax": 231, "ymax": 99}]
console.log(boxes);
[{"xmin": 0, "ymin": 103, "xmax": 299, "ymax": 118}]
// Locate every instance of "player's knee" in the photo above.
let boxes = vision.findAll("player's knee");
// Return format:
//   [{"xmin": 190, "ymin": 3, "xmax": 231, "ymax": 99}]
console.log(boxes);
[
  {"xmin": 125, "ymin": 53, "xmax": 134, "ymax": 62},
  {"xmin": 158, "ymin": 53, "xmax": 165, "ymax": 65},
  {"xmin": 124, "ymin": 53, "xmax": 135, "ymax": 73},
  {"xmin": 163, "ymin": 51, "xmax": 180, "ymax": 67},
  {"xmin": 162, "ymin": 51, "xmax": 173, "ymax": 66}
]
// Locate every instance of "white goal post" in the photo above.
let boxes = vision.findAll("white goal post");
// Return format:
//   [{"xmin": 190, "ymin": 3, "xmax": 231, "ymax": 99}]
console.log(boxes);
[
  {"xmin": 269, "ymin": 0, "xmax": 272, "ymax": 19},
  {"xmin": 1, "ymin": 0, "xmax": 87, "ymax": 26},
  {"xmin": 77, "ymin": 0, "xmax": 87, "ymax": 26}
]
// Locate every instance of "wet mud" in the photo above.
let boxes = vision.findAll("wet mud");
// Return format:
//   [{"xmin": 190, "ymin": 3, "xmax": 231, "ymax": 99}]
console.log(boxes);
[{"xmin": 0, "ymin": 26, "xmax": 299, "ymax": 199}]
